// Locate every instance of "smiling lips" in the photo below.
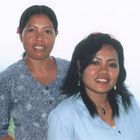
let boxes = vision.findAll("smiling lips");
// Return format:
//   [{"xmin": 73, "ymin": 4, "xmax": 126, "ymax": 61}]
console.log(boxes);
[
  {"xmin": 33, "ymin": 46, "xmax": 46, "ymax": 52},
  {"xmin": 96, "ymin": 78, "xmax": 109, "ymax": 83}
]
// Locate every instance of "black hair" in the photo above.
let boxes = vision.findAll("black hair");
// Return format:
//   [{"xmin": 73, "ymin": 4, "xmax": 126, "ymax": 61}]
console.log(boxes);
[
  {"xmin": 61, "ymin": 33, "xmax": 132, "ymax": 118},
  {"xmin": 18, "ymin": 5, "xmax": 58, "ymax": 34}
]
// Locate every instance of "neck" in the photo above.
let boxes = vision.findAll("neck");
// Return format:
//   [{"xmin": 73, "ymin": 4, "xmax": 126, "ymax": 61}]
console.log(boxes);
[
  {"xmin": 24, "ymin": 56, "xmax": 54, "ymax": 71},
  {"xmin": 95, "ymin": 95, "xmax": 108, "ymax": 107},
  {"xmin": 24, "ymin": 56, "xmax": 57, "ymax": 85},
  {"xmin": 85, "ymin": 87, "xmax": 109, "ymax": 105},
  {"xmin": 96, "ymin": 101, "xmax": 109, "ymax": 116},
  {"xmin": 87, "ymin": 92, "xmax": 108, "ymax": 107}
]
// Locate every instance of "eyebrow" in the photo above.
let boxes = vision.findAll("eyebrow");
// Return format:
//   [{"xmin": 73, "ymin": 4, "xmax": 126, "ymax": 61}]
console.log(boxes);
[{"xmin": 93, "ymin": 57, "xmax": 117, "ymax": 62}]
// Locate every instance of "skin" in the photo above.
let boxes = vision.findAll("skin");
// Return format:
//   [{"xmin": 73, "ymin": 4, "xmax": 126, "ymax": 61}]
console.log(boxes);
[
  {"xmin": 20, "ymin": 14, "xmax": 57, "ymax": 61},
  {"xmin": 82, "ymin": 45, "xmax": 119, "ymax": 126},
  {"xmin": 20, "ymin": 14, "xmax": 58, "ymax": 84},
  {"xmin": 0, "ymin": 135, "xmax": 14, "ymax": 140}
]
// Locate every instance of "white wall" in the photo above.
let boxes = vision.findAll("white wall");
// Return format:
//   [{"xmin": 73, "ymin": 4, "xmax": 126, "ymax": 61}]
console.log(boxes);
[{"xmin": 0, "ymin": 0, "xmax": 140, "ymax": 101}]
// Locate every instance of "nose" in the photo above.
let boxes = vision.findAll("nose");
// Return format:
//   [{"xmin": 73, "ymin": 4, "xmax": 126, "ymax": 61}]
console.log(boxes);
[
  {"xmin": 36, "ymin": 31, "xmax": 44, "ymax": 42},
  {"xmin": 99, "ymin": 65, "xmax": 108, "ymax": 75}
]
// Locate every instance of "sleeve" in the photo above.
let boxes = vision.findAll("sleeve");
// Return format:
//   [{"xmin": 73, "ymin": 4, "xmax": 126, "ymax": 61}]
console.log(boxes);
[
  {"xmin": 127, "ymin": 96, "xmax": 140, "ymax": 134},
  {"xmin": 47, "ymin": 107, "xmax": 74, "ymax": 140},
  {"xmin": 0, "ymin": 73, "xmax": 12, "ymax": 137},
  {"xmin": 131, "ymin": 96, "xmax": 140, "ymax": 118}
]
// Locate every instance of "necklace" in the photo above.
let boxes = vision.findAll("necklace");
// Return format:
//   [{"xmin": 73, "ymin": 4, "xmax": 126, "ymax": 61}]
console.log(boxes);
[{"xmin": 96, "ymin": 103, "xmax": 108, "ymax": 115}]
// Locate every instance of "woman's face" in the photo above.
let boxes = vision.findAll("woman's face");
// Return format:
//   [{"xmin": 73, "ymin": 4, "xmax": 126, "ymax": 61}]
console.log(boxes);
[
  {"xmin": 82, "ymin": 44, "xmax": 119, "ymax": 96},
  {"xmin": 20, "ymin": 14, "xmax": 57, "ymax": 61}
]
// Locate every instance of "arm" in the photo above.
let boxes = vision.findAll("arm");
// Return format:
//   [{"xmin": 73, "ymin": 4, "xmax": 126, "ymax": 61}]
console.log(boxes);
[
  {"xmin": 0, "ymin": 135, "xmax": 14, "ymax": 140},
  {"xmin": 0, "ymin": 73, "xmax": 13, "ymax": 140}
]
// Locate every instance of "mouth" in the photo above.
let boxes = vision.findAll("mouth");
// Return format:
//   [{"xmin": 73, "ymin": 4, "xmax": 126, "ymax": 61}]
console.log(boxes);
[
  {"xmin": 95, "ymin": 78, "xmax": 109, "ymax": 83},
  {"xmin": 33, "ymin": 46, "xmax": 45, "ymax": 51}
]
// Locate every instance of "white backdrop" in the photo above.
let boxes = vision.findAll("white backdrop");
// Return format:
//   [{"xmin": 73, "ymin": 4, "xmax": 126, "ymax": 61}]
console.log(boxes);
[{"xmin": 0, "ymin": 0, "xmax": 140, "ymax": 102}]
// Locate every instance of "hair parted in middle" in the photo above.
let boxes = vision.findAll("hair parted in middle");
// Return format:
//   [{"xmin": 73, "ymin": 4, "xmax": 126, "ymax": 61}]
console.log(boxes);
[{"xmin": 18, "ymin": 5, "xmax": 58, "ymax": 35}]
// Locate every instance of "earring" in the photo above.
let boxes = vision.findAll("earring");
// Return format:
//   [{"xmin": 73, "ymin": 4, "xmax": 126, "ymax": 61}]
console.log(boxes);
[
  {"xmin": 77, "ymin": 71, "xmax": 81, "ymax": 87},
  {"xmin": 114, "ymin": 85, "xmax": 116, "ymax": 90},
  {"xmin": 77, "ymin": 60, "xmax": 81, "ymax": 87},
  {"xmin": 78, "ymin": 80, "xmax": 80, "ymax": 87}
]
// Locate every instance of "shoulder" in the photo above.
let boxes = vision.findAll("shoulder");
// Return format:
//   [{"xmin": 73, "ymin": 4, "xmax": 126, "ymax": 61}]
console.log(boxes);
[
  {"xmin": 55, "ymin": 57, "xmax": 70, "ymax": 67},
  {"xmin": 129, "ymin": 96, "xmax": 140, "ymax": 112},
  {"xmin": 118, "ymin": 95, "xmax": 140, "ymax": 116},
  {"xmin": 48, "ymin": 96, "xmax": 81, "ymax": 133},
  {"xmin": 50, "ymin": 96, "xmax": 77, "ymax": 115},
  {"xmin": 0, "ymin": 59, "xmax": 24, "ymax": 80},
  {"xmin": 54, "ymin": 57, "xmax": 70, "ymax": 78},
  {"xmin": 48, "ymin": 95, "xmax": 81, "ymax": 122},
  {"xmin": 48, "ymin": 96, "xmax": 81, "ymax": 139}
]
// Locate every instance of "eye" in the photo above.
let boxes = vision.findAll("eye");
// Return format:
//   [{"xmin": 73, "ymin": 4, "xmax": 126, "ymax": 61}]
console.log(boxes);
[
  {"xmin": 91, "ymin": 60, "xmax": 100, "ymax": 66},
  {"xmin": 25, "ymin": 27, "xmax": 36, "ymax": 33},
  {"xmin": 44, "ymin": 28, "xmax": 53, "ymax": 34},
  {"xmin": 109, "ymin": 63, "xmax": 118, "ymax": 68}
]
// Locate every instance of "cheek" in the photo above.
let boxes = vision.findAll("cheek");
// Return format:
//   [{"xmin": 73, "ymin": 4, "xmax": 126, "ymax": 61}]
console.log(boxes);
[
  {"xmin": 47, "ymin": 37, "xmax": 56, "ymax": 45},
  {"xmin": 82, "ymin": 69, "xmax": 95, "ymax": 84},
  {"xmin": 111, "ymin": 70, "xmax": 119, "ymax": 83},
  {"xmin": 22, "ymin": 36, "xmax": 33, "ymax": 45}
]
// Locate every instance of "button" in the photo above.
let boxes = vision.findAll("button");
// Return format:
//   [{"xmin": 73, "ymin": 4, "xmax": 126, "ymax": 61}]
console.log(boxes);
[
  {"xmin": 48, "ymin": 99, "xmax": 54, "ymax": 105},
  {"xmin": 45, "ymin": 86, "xmax": 49, "ymax": 90},
  {"xmin": 118, "ymin": 131, "xmax": 121, "ymax": 134}
]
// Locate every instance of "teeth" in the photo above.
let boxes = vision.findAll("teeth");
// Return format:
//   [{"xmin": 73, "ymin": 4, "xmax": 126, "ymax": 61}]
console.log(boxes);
[
  {"xmin": 96, "ymin": 79, "xmax": 108, "ymax": 82},
  {"xmin": 34, "ymin": 46, "xmax": 44, "ymax": 50}
]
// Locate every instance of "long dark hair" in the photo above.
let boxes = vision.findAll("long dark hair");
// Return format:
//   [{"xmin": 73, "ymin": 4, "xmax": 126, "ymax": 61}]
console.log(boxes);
[{"xmin": 61, "ymin": 33, "xmax": 132, "ymax": 118}]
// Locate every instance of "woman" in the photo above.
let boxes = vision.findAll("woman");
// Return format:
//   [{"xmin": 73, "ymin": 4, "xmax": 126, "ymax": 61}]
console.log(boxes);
[
  {"xmin": 0, "ymin": 5, "xmax": 69, "ymax": 140},
  {"xmin": 48, "ymin": 33, "xmax": 140, "ymax": 140}
]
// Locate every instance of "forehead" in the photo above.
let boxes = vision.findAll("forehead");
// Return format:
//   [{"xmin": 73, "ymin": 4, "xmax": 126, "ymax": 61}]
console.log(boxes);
[
  {"xmin": 95, "ymin": 44, "xmax": 118, "ymax": 59},
  {"xmin": 26, "ymin": 14, "xmax": 53, "ymax": 26}
]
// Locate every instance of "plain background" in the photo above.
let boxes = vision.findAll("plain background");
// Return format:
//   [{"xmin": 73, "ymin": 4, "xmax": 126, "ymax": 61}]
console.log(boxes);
[{"xmin": 0, "ymin": 0, "xmax": 140, "ymax": 102}]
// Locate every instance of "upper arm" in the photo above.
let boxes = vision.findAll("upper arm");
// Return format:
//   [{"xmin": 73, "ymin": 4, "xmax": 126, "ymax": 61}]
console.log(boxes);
[
  {"xmin": 0, "ymin": 74, "xmax": 12, "ymax": 137},
  {"xmin": 0, "ymin": 134, "xmax": 14, "ymax": 140},
  {"xmin": 47, "ymin": 108, "xmax": 74, "ymax": 140}
]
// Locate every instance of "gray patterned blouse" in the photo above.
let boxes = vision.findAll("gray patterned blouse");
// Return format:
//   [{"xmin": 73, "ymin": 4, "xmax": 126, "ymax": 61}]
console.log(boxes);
[{"xmin": 0, "ymin": 58, "xmax": 69, "ymax": 140}]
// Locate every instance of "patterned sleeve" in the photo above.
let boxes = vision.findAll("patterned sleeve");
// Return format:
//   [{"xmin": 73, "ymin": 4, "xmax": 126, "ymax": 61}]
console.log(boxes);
[{"xmin": 0, "ymin": 72, "xmax": 12, "ymax": 137}]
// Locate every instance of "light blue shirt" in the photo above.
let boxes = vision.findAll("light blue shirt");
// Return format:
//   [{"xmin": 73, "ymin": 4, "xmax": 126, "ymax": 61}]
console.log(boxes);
[{"xmin": 48, "ymin": 94, "xmax": 140, "ymax": 140}]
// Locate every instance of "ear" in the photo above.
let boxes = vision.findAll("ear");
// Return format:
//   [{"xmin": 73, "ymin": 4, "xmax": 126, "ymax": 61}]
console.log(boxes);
[
  {"xmin": 19, "ymin": 34, "xmax": 23, "ymax": 42},
  {"xmin": 17, "ymin": 27, "xmax": 23, "ymax": 42},
  {"xmin": 55, "ymin": 30, "xmax": 58, "ymax": 37},
  {"xmin": 77, "ymin": 60, "xmax": 81, "ymax": 71},
  {"xmin": 77, "ymin": 60, "xmax": 81, "ymax": 78}
]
